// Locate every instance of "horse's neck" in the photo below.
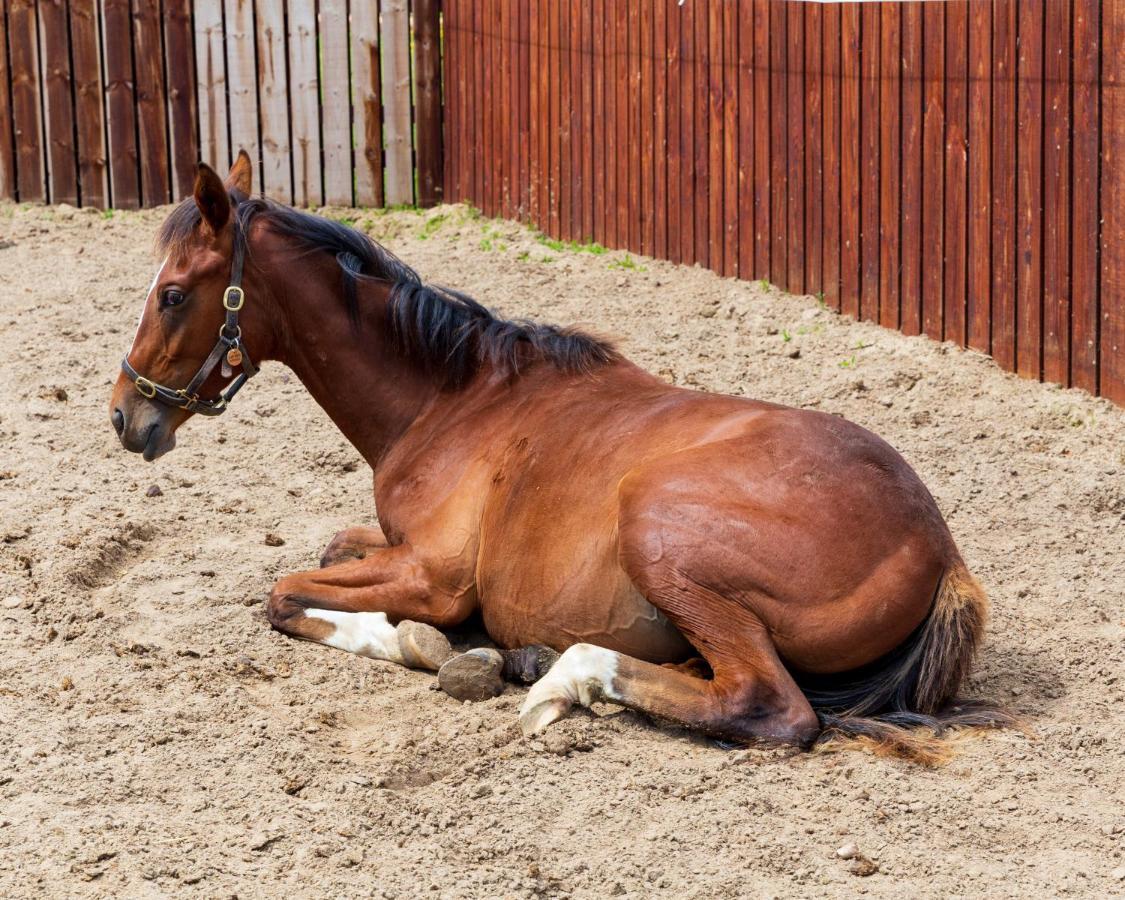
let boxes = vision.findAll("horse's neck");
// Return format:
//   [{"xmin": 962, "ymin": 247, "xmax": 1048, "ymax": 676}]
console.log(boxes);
[{"xmin": 268, "ymin": 268, "xmax": 443, "ymax": 466}]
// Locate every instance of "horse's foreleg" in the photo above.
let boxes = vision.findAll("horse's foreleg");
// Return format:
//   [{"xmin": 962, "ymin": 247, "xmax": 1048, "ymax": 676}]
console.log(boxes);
[
  {"xmin": 319, "ymin": 525, "xmax": 389, "ymax": 567},
  {"xmin": 267, "ymin": 545, "xmax": 474, "ymax": 671}
]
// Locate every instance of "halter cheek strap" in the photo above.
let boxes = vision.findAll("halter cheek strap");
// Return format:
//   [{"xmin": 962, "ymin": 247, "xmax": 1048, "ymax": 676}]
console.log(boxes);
[{"xmin": 121, "ymin": 219, "xmax": 258, "ymax": 417}]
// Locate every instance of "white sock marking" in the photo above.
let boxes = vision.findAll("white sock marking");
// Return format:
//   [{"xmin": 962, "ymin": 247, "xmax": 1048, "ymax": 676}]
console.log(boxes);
[
  {"xmin": 305, "ymin": 609, "xmax": 405, "ymax": 665},
  {"xmin": 524, "ymin": 643, "xmax": 621, "ymax": 709}
]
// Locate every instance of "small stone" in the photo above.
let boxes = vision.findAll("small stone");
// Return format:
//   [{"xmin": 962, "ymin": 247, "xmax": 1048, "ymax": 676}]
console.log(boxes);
[
  {"xmin": 145, "ymin": 484, "xmax": 163, "ymax": 497},
  {"xmin": 264, "ymin": 533, "xmax": 285, "ymax": 547},
  {"xmin": 836, "ymin": 843, "xmax": 859, "ymax": 860},
  {"xmin": 60, "ymin": 676, "xmax": 74, "ymax": 691},
  {"xmin": 849, "ymin": 855, "xmax": 879, "ymax": 877},
  {"xmin": 787, "ymin": 348, "xmax": 801, "ymax": 359},
  {"xmin": 397, "ymin": 620, "xmax": 455, "ymax": 671},
  {"xmin": 438, "ymin": 649, "xmax": 505, "ymax": 702},
  {"xmin": 2, "ymin": 596, "xmax": 23, "ymax": 609}
]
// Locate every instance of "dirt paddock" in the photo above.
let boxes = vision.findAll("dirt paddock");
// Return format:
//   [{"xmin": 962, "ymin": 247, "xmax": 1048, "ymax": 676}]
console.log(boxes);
[{"xmin": 0, "ymin": 202, "xmax": 1122, "ymax": 898}]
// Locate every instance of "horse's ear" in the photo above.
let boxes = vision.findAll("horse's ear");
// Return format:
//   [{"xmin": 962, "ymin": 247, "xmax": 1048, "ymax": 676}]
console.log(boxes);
[
  {"xmin": 193, "ymin": 162, "xmax": 230, "ymax": 234},
  {"xmin": 226, "ymin": 149, "xmax": 253, "ymax": 196}
]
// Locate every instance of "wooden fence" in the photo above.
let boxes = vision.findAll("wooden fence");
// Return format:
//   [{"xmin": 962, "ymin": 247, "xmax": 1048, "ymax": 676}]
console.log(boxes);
[
  {"xmin": 0, "ymin": 0, "xmax": 442, "ymax": 210},
  {"xmin": 442, "ymin": 0, "xmax": 1125, "ymax": 404}
]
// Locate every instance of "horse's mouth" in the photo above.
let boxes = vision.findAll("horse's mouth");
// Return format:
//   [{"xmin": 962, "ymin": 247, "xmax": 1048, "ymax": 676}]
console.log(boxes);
[{"xmin": 141, "ymin": 425, "xmax": 176, "ymax": 462}]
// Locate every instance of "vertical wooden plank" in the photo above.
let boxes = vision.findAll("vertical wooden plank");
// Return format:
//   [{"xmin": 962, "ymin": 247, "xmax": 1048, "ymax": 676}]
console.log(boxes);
[
  {"xmin": 443, "ymin": 0, "xmax": 456, "ymax": 202},
  {"xmin": 665, "ymin": 0, "xmax": 681, "ymax": 263},
  {"xmin": 900, "ymin": 1, "xmax": 923, "ymax": 335},
  {"xmin": 878, "ymin": 3, "xmax": 900, "ymax": 330},
  {"xmin": 990, "ymin": 0, "xmax": 1017, "ymax": 370},
  {"xmin": 966, "ymin": 0, "xmax": 991, "ymax": 352},
  {"xmin": 8, "ymin": 0, "xmax": 44, "ymax": 201},
  {"xmin": 415, "ymin": 0, "xmax": 443, "ymax": 207},
  {"xmin": 768, "ymin": 0, "xmax": 785, "ymax": 284},
  {"xmin": 38, "ymin": 0, "xmax": 78, "ymax": 205},
  {"xmin": 640, "ymin": 0, "xmax": 654, "ymax": 255},
  {"xmin": 736, "ymin": 0, "xmax": 753, "ymax": 279},
  {"xmin": 352, "ymin": 0, "xmax": 382, "ymax": 207},
  {"xmin": 821, "ymin": 2, "xmax": 840, "ymax": 306},
  {"xmin": 163, "ymin": 0, "xmax": 198, "ymax": 201},
  {"xmin": 706, "ymin": 0, "xmax": 723, "ymax": 272},
  {"xmin": 944, "ymin": 0, "xmax": 968, "ymax": 345},
  {"xmin": 382, "ymin": 0, "xmax": 413, "ymax": 206},
  {"xmin": 678, "ymin": 0, "xmax": 694, "ymax": 265},
  {"xmin": 629, "ymin": 0, "xmax": 643, "ymax": 253},
  {"xmin": 839, "ymin": 3, "xmax": 859, "ymax": 317},
  {"xmin": 787, "ymin": 3, "xmax": 804, "ymax": 293},
  {"xmin": 0, "ymin": 1, "xmax": 14, "ymax": 200},
  {"xmin": 593, "ymin": 0, "xmax": 607, "ymax": 241},
  {"xmin": 133, "ymin": 0, "xmax": 170, "ymax": 206},
  {"xmin": 859, "ymin": 3, "xmax": 879, "ymax": 321},
  {"xmin": 499, "ymin": 0, "xmax": 510, "ymax": 218},
  {"xmin": 1042, "ymin": 0, "xmax": 1071, "ymax": 384},
  {"xmin": 1016, "ymin": 0, "xmax": 1043, "ymax": 379},
  {"xmin": 102, "ymin": 0, "xmax": 139, "ymax": 207},
  {"xmin": 921, "ymin": 1, "xmax": 944, "ymax": 340},
  {"xmin": 558, "ymin": 0, "xmax": 571, "ymax": 236},
  {"xmin": 288, "ymin": 0, "xmax": 320, "ymax": 206},
  {"xmin": 1103, "ymin": 0, "xmax": 1125, "ymax": 402},
  {"xmin": 580, "ymin": 0, "xmax": 593, "ymax": 240},
  {"xmin": 1070, "ymin": 0, "xmax": 1099, "ymax": 393},
  {"xmin": 549, "ymin": 0, "xmax": 562, "ymax": 235},
  {"xmin": 319, "ymin": 0, "xmax": 350, "ymax": 205},
  {"xmin": 721, "ymin": 0, "xmax": 737, "ymax": 277},
  {"xmin": 692, "ymin": 0, "xmax": 708, "ymax": 266},
  {"xmin": 193, "ymin": 0, "xmax": 229, "ymax": 171},
  {"xmin": 218, "ymin": 0, "xmax": 256, "ymax": 191},
  {"xmin": 69, "ymin": 0, "xmax": 108, "ymax": 206},
  {"xmin": 805, "ymin": 3, "xmax": 823, "ymax": 298},
  {"xmin": 520, "ymin": 1, "xmax": 531, "ymax": 219},
  {"xmin": 654, "ymin": 0, "xmax": 668, "ymax": 261}
]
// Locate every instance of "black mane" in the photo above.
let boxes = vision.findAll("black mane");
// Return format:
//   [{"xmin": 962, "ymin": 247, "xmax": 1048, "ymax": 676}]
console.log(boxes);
[{"xmin": 158, "ymin": 194, "xmax": 617, "ymax": 388}]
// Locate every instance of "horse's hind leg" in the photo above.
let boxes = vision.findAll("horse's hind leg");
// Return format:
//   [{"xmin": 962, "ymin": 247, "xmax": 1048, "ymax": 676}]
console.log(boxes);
[{"xmin": 519, "ymin": 571, "xmax": 818, "ymax": 747}]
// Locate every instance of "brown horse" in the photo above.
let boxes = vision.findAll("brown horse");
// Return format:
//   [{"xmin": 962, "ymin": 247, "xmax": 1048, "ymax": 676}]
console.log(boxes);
[{"xmin": 110, "ymin": 156, "xmax": 1008, "ymax": 762}]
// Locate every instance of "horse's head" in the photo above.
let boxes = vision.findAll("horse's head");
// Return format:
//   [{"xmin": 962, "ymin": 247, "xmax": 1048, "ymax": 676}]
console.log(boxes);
[{"xmin": 109, "ymin": 152, "xmax": 262, "ymax": 460}]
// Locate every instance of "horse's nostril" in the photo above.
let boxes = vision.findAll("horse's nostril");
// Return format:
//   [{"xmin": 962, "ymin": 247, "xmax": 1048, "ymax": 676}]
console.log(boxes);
[{"xmin": 112, "ymin": 408, "xmax": 125, "ymax": 436}]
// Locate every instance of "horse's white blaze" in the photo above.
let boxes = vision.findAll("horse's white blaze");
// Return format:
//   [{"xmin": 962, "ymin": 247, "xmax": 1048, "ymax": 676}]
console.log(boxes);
[
  {"xmin": 129, "ymin": 255, "xmax": 169, "ymax": 355},
  {"xmin": 304, "ymin": 609, "xmax": 405, "ymax": 664},
  {"xmin": 519, "ymin": 643, "xmax": 621, "ymax": 735}
]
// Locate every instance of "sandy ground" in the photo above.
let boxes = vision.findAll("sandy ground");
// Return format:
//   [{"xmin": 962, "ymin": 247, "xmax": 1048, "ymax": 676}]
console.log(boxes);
[{"xmin": 0, "ymin": 200, "xmax": 1122, "ymax": 899}]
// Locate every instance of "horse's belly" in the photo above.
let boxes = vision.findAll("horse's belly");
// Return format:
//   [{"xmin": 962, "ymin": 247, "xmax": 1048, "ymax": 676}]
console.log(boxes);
[{"xmin": 479, "ymin": 570, "xmax": 694, "ymax": 664}]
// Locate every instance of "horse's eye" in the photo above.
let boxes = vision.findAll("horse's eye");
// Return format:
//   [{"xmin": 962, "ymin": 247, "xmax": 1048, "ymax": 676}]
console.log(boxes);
[{"xmin": 161, "ymin": 288, "xmax": 186, "ymax": 308}]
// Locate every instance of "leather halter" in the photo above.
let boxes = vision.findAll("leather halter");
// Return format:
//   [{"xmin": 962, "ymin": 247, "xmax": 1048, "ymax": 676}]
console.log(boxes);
[{"xmin": 121, "ymin": 218, "xmax": 258, "ymax": 417}]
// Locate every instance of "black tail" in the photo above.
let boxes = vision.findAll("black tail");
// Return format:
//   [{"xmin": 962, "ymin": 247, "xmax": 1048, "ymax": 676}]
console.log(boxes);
[{"xmin": 797, "ymin": 563, "xmax": 1020, "ymax": 765}]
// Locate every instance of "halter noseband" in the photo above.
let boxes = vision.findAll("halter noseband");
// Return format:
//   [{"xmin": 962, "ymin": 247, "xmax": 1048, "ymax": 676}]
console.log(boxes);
[{"xmin": 121, "ymin": 218, "xmax": 258, "ymax": 417}]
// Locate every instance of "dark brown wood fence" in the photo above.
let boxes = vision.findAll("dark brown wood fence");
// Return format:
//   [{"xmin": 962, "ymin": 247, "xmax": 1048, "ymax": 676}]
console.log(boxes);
[
  {"xmin": 442, "ymin": 0, "xmax": 1125, "ymax": 405},
  {"xmin": 0, "ymin": 0, "xmax": 443, "ymax": 210}
]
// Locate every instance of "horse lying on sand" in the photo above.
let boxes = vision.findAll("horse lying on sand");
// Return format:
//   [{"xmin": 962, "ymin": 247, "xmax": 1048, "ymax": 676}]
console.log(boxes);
[{"xmin": 109, "ymin": 154, "xmax": 1011, "ymax": 763}]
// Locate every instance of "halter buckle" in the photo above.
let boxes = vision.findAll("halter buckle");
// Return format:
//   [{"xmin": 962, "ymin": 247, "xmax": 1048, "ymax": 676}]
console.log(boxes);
[
  {"xmin": 223, "ymin": 286, "xmax": 245, "ymax": 311},
  {"xmin": 135, "ymin": 376, "xmax": 157, "ymax": 399}
]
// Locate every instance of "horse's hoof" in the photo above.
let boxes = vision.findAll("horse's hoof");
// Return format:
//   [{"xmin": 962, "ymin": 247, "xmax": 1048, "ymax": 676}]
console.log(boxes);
[
  {"xmin": 437, "ymin": 649, "xmax": 505, "ymax": 702},
  {"xmin": 397, "ymin": 620, "xmax": 455, "ymax": 671},
  {"xmin": 518, "ymin": 690, "xmax": 572, "ymax": 736},
  {"xmin": 500, "ymin": 644, "xmax": 560, "ymax": 684}
]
